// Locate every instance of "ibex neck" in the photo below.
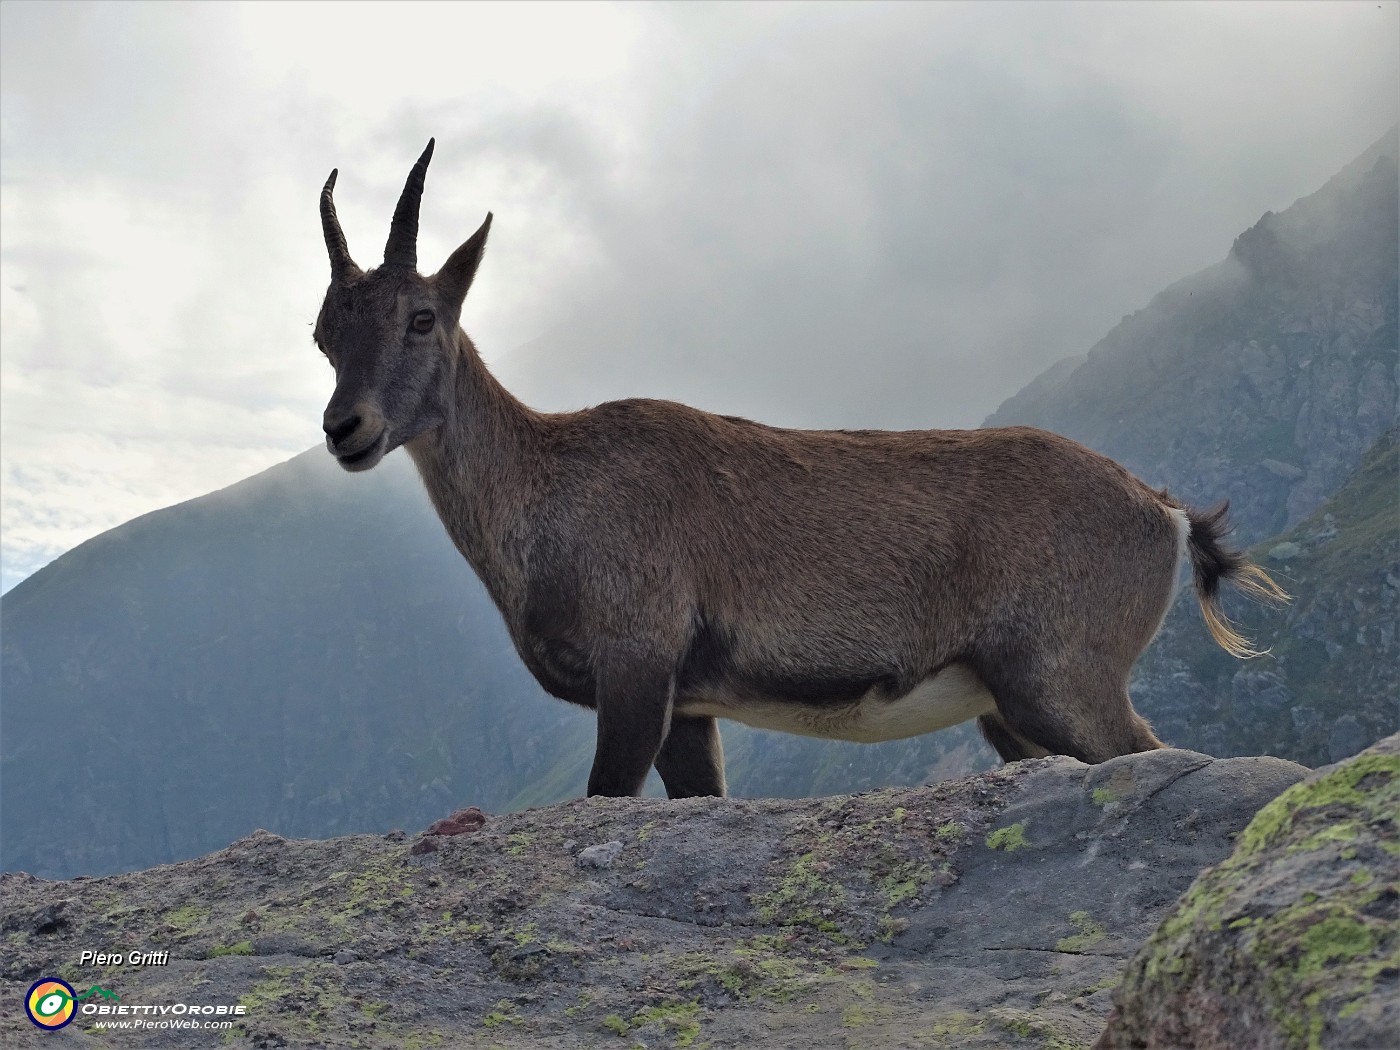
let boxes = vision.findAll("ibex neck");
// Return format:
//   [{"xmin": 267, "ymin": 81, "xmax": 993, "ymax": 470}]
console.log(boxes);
[{"xmin": 405, "ymin": 330, "xmax": 542, "ymax": 595}]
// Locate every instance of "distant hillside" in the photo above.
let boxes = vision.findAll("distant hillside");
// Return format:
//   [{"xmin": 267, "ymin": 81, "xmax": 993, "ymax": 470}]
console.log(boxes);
[
  {"xmin": 1130, "ymin": 428, "xmax": 1399, "ymax": 765},
  {"xmin": 0, "ymin": 450, "xmax": 978, "ymax": 881},
  {"xmin": 0, "ymin": 449, "xmax": 584, "ymax": 879},
  {"xmin": 987, "ymin": 127, "xmax": 1398, "ymax": 545}
]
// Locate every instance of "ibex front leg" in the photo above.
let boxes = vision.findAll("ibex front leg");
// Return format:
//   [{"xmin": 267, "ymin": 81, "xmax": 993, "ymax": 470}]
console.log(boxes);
[{"xmin": 587, "ymin": 645, "xmax": 676, "ymax": 797}]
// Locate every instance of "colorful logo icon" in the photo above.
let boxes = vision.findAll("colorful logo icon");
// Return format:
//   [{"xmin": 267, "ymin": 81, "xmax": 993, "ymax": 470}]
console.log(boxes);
[
  {"xmin": 25, "ymin": 978, "xmax": 77, "ymax": 1030},
  {"xmin": 75, "ymin": 986, "xmax": 120, "ymax": 1003}
]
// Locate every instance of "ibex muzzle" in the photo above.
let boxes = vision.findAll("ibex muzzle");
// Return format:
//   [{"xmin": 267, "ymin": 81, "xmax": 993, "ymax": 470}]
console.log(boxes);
[{"xmin": 311, "ymin": 142, "xmax": 1287, "ymax": 799}]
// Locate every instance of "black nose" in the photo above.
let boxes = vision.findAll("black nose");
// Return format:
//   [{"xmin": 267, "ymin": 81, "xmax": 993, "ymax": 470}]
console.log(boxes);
[{"xmin": 323, "ymin": 413, "xmax": 361, "ymax": 445}]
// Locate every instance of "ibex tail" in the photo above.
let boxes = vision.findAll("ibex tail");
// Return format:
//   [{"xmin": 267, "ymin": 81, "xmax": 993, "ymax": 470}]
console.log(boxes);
[{"xmin": 1184, "ymin": 503, "xmax": 1290, "ymax": 658}]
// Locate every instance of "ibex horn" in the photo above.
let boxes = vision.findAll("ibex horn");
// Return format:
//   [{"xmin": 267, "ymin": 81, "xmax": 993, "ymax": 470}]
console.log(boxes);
[
  {"xmin": 320, "ymin": 170, "xmax": 357, "ymax": 279},
  {"xmin": 383, "ymin": 139, "xmax": 435, "ymax": 270}
]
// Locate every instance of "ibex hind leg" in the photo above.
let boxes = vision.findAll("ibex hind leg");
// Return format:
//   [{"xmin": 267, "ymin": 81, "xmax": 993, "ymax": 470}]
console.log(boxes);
[
  {"xmin": 976, "ymin": 712, "xmax": 1050, "ymax": 762},
  {"xmin": 976, "ymin": 659, "xmax": 1164, "ymax": 764},
  {"xmin": 655, "ymin": 715, "xmax": 727, "ymax": 798}
]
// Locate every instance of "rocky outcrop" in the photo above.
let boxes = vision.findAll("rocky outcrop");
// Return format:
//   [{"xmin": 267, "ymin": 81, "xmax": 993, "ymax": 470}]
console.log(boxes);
[
  {"xmin": 1, "ymin": 747, "xmax": 1305, "ymax": 1048},
  {"xmin": 1097, "ymin": 735, "xmax": 1399, "ymax": 1050}
]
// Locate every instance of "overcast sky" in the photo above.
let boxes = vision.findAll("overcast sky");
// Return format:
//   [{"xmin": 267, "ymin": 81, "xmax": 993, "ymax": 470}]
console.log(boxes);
[{"xmin": 1, "ymin": 1, "xmax": 1396, "ymax": 594}]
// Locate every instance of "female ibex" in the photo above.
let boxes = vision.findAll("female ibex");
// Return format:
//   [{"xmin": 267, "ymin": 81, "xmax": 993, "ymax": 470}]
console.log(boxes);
[{"xmin": 312, "ymin": 141, "xmax": 1286, "ymax": 798}]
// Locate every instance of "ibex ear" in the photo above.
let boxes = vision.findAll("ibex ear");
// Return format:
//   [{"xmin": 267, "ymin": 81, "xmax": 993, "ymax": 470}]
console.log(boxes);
[{"xmin": 434, "ymin": 213, "xmax": 493, "ymax": 308}]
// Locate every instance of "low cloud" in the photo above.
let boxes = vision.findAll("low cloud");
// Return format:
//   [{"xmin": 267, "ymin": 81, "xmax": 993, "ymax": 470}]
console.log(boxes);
[{"xmin": 2, "ymin": 1, "xmax": 1396, "ymax": 591}]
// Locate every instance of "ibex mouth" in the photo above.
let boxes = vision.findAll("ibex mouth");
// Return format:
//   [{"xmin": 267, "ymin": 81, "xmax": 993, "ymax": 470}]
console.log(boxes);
[{"xmin": 333, "ymin": 430, "xmax": 388, "ymax": 472}]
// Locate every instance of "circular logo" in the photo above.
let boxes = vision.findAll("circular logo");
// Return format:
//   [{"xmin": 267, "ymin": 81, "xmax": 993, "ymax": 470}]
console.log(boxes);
[{"xmin": 25, "ymin": 978, "xmax": 77, "ymax": 1030}]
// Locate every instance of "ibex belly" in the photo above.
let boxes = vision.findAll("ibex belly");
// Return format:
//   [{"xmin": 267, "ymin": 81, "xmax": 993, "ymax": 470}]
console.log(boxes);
[{"xmin": 676, "ymin": 663, "xmax": 996, "ymax": 744}]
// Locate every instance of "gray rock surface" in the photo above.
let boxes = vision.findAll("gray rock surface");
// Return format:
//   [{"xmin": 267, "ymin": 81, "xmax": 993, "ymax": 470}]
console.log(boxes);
[
  {"xmin": 0, "ymin": 747, "xmax": 1305, "ymax": 1048},
  {"xmin": 1097, "ymin": 734, "xmax": 1399, "ymax": 1050},
  {"xmin": 577, "ymin": 841, "xmax": 624, "ymax": 868}
]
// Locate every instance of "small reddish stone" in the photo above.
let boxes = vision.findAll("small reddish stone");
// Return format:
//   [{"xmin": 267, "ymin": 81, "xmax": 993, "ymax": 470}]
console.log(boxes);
[{"xmin": 424, "ymin": 806, "xmax": 487, "ymax": 837}]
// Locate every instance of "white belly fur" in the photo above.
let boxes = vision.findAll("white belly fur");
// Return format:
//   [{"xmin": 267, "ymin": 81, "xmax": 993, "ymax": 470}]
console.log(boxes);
[{"xmin": 676, "ymin": 663, "xmax": 997, "ymax": 744}]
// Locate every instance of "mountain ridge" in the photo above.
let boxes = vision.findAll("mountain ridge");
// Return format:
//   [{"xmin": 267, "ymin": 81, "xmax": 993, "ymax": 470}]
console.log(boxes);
[{"xmin": 986, "ymin": 126, "xmax": 1397, "ymax": 544}]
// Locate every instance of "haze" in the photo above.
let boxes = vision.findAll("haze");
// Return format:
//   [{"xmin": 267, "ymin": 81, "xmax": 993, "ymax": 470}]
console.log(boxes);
[{"xmin": 1, "ymin": 1, "xmax": 1396, "ymax": 593}]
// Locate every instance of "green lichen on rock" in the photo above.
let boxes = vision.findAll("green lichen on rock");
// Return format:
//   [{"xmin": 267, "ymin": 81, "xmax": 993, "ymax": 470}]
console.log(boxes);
[
  {"xmin": 878, "ymin": 860, "xmax": 935, "ymax": 908},
  {"xmin": 481, "ymin": 999, "xmax": 524, "ymax": 1028},
  {"xmin": 209, "ymin": 940, "xmax": 254, "ymax": 957},
  {"xmin": 238, "ymin": 964, "xmax": 339, "ymax": 1036},
  {"xmin": 1102, "ymin": 737, "xmax": 1400, "ymax": 1050},
  {"xmin": 926, "ymin": 1011, "xmax": 986, "ymax": 1038},
  {"xmin": 161, "ymin": 903, "xmax": 209, "ymax": 934},
  {"xmin": 399, "ymin": 1032, "xmax": 447, "ymax": 1050},
  {"xmin": 753, "ymin": 850, "xmax": 847, "ymax": 934},
  {"xmin": 988, "ymin": 1007, "xmax": 1085, "ymax": 1049},
  {"xmin": 985, "ymin": 822, "xmax": 1028, "ymax": 851},
  {"xmin": 620, "ymin": 999, "xmax": 701, "ymax": 1046},
  {"xmin": 1237, "ymin": 752, "xmax": 1400, "ymax": 857},
  {"xmin": 639, "ymin": 1000, "xmax": 702, "ymax": 1041},
  {"xmin": 935, "ymin": 820, "xmax": 966, "ymax": 843},
  {"xmin": 749, "ymin": 789, "xmax": 977, "ymax": 945},
  {"xmin": 1091, "ymin": 787, "xmax": 1121, "ymax": 807},
  {"xmin": 601, "ymin": 1013, "xmax": 628, "ymax": 1035},
  {"xmin": 841, "ymin": 1002, "xmax": 892, "ymax": 1027},
  {"xmin": 876, "ymin": 913, "xmax": 908, "ymax": 943},
  {"xmin": 673, "ymin": 937, "xmax": 835, "ymax": 1004},
  {"xmin": 1055, "ymin": 911, "xmax": 1106, "ymax": 954},
  {"xmin": 1252, "ymin": 894, "xmax": 1395, "ymax": 1050},
  {"xmin": 325, "ymin": 858, "xmax": 417, "ymax": 931}
]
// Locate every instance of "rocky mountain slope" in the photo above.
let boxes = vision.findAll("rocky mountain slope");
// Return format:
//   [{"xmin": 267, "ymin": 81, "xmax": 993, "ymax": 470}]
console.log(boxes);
[
  {"xmin": 1130, "ymin": 428, "xmax": 1398, "ymax": 765},
  {"xmin": 1, "ymin": 744, "xmax": 1311, "ymax": 1048},
  {"xmin": 987, "ymin": 127, "xmax": 1397, "ymax": 546}
]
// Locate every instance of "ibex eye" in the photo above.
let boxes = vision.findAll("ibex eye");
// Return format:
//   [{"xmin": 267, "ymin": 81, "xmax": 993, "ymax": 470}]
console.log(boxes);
[{"xmin": 411, "ymin": 310, "xmax": 435, "ymax": 333}]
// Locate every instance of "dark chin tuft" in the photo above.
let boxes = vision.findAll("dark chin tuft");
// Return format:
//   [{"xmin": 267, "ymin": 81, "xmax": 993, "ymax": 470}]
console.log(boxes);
[
  {"xmin": 335, "ymin": 449, "xmax": 383, "ymax": 473},
  {"xmin": 333, "ymin": 433, "xmax": 388, "ymax": 472}
]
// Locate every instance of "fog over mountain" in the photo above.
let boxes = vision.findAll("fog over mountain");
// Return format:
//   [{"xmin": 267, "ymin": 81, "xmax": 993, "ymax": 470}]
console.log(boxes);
[
  {"xmin": 988, "ymin": 127, "xmax": 1398, "ymax": 543},
  {"xmin": 2, "ymin": 3, "xmax": 1396, "ymax": 592}
]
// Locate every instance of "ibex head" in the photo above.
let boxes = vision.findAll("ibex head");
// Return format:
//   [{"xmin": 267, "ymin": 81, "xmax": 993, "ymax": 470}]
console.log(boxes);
[{"xmin": 313, "ymin": 140, "xmax": 492, "ymax": 471}]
